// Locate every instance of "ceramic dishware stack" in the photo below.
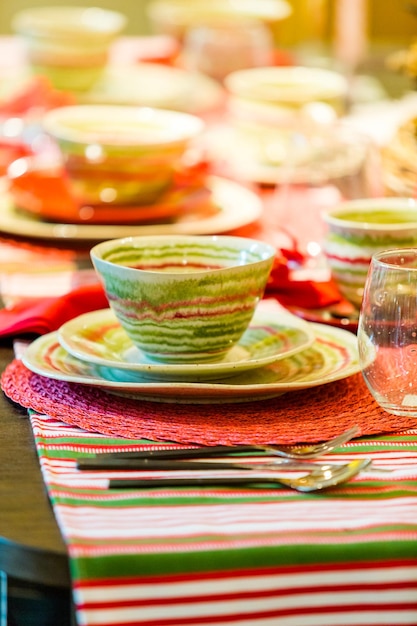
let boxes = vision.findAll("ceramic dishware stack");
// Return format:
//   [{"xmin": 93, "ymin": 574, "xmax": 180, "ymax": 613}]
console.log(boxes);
[
  {"xmin": 2, "ymin": 8, "xmax": 274, "ymax": 242},
  {"xmin": 223, "ymin": 65, "xmax": 349, "ymax": 170},
  {"xmin": 205, "ymin": 61, "xmax": 379, "ymax": 261},
  {"xmin": 22, "ymin": 235, "xmax": 362, "ymax": 403},
  {"xmin": 4, "ymin": 99, "xmax": 268, "ymax": 237}
]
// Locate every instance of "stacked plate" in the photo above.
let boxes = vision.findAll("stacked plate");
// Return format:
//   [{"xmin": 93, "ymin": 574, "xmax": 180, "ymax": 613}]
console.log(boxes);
[
  {"xmin": 22, "ymin": 300, "xmax": 360, "ymax": 404},
  {"xmin": 78, "ymin": 63, "xmax": 224, "ymax": 115},
  {"xmin": 1, "ymin": 174, "xmax": 263, "ymax": 244},
  {"xmin": 7, "ymin": 155, "xmax": 215, "ymax": 225}
]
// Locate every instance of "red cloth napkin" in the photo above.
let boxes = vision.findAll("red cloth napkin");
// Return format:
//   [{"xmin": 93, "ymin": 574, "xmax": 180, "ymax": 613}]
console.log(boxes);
[
  {"xmin": 0, "ymin": 252, "xmax": 343, "ymax": 338},
  {"xmin": 266, "ymin": 250, "xmax": 342, "ymax": 308},
  {"xmin": 0, "ymin": 76, "xmax": 75, "ymax": 117},
  {"xmin": 0, "ymin": 76, "xmax": 77, "ymax": 176},
  {"xmin": 0, "ymin": 283, "xmax": 109, "ymax": 337}
]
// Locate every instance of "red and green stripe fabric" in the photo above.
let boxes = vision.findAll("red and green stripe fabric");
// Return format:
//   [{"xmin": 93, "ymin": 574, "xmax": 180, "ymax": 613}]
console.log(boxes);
[{"xmin": 29, "ymin": 413, "xmax": 417, "ymax": 626}]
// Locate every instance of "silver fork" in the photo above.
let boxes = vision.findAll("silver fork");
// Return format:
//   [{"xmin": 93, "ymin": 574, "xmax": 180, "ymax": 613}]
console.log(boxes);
[
  {"xmin": 265, "ymin": 424, "xmax": 360, "ymax": 460},
  {"xmin": 96, "ymin": 425, "xmax": 361, "ymax": 462}
]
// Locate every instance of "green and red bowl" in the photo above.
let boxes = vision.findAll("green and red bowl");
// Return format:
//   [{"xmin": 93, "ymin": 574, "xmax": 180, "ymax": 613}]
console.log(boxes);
[
  {"xmin": 91, "ymin": 234, "xmax": 276, "ymax": 363},
  {"xmin": 323, "ymin": 197, "xmax": 417, "ymax": 308}
]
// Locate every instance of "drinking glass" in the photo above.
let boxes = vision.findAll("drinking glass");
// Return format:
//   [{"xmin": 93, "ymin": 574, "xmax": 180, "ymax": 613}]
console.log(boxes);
[
  {"xmin": 181, "ymin": 19, "xmax": 274, "ymax": 83},
  {"xmin": 358, "ymin": 248, "xmax": 417, "ymax": 416}
]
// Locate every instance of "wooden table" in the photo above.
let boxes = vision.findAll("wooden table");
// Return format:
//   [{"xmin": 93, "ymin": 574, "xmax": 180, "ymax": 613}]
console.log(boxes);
[{"xmin": 0, "ymin": 341, "xmax": 74, "ymax": 624}]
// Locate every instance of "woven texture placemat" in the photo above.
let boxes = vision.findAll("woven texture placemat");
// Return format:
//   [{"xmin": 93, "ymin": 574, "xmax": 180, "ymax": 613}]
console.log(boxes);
[
  {"xmin": 3, "ymin": 360, "xmax": 417, "ymax": 445},
  {"xmin": 1, "ymin": 359, "xmax": 416, "ymax": 445}
]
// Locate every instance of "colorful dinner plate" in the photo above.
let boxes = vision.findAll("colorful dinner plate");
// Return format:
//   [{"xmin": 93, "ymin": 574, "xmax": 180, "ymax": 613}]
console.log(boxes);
[
  {"xmin": 57, "ymin": 305, "xmax": 315, "ymax": 381},
  {"xmin": 22, "ymin": 323, "xmax": 360, "ymax": 403},
  {"xmin": 0, "ymin": 176, "xmax": 262, "ymax": 243}
]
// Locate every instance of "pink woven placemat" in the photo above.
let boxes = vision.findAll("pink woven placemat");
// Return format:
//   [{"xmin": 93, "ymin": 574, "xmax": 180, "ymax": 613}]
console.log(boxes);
[{"xmin": 2, "ymin": 360, "xmax": 416, "ymax": 445}]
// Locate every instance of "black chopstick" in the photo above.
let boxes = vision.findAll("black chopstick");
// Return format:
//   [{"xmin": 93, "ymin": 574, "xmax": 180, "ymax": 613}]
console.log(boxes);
[
  {"xmin": 92, "ymin": 445, "xmax": 263, "ymax": 460},
  {"xmin": 77, "ymin": 458, "xmax": 252, "ymax": 471},
  {"xmin": 109, "ymin": 476, "xmax": 281, "ymax": 489}
]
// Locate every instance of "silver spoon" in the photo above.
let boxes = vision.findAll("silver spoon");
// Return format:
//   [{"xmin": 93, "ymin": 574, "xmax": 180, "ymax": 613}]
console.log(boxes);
[
  {"xmin": 108, "ymin": 458, "xmax": 371, "ymax": 492},
  {"xmin": 277, "ymin": 458, "xmax": 371, "ymax": 492}
]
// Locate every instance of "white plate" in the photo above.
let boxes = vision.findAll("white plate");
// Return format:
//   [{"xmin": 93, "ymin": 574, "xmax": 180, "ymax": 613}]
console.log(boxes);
[
  {"xmin": 206, "ymin": 125, "xmax": 369, "ymax": 185},
  {"xmin": 0, "ymin": 176, "xmax": 262, "ymax": 243},
  {"xmin": 23, "ymin": 323, "xmax": 360, "ymax": 403},
  {"xmin": 79, "ymin": 63, "xmax": 224, "ymax": 114},
  {"xmin": 57, "ymin": 305, "xmax": 315, "ymax": 381}
]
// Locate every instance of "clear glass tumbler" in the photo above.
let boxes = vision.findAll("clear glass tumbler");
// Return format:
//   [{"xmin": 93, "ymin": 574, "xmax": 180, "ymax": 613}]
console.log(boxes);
[
  {"xmin": 181, "ymin": 19, "xmax": 274, "ymax": 83},
  {"xmin": 358, "ymin": 248, "xmax": 417, "ymax": 416}
]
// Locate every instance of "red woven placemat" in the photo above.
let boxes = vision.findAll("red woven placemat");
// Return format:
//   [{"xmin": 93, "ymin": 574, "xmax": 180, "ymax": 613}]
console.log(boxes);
[{"xmin": 2, "ymin": 360, "xmax": 416, "ymax": 445}]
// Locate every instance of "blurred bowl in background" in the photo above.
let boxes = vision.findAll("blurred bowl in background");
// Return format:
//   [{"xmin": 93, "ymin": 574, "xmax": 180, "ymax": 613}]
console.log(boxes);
[
  {"xmin": 147, "ymin": 0, "xmax": 292, "ymax": 40},
  {"xmin": 225, "ymin": 66, "xmax": 348, "ymax": 112},
  {"xmin": 12, "ymin": 6, "xmax": 127, "ymax": 92},
  {"xmin": 322, "ymin": 197, "xmax": 417, "ymax": 308},
  {"xmin": 42, "ymin": 104, "xmax": 205, "ymax": 207},
  {"xmin": 224, "ymin": 65, "xmax": 349, "ymax": 166}
]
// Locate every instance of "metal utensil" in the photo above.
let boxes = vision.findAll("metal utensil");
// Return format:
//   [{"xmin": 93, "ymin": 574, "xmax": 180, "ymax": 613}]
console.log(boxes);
[
  {"xmin": 94, "ymin": 425, "xmax": 360, "ymax": 462},
  {"xmin": 108, "ymin": 459, "xmax": 371, "ymax": 492},
  {"xmin": 270, "ymin": 424, "xmax": 360, "ymax": 459},
  {"xmin": 77, "ymin": 457, "xmax": 343, "ymax": 472}
]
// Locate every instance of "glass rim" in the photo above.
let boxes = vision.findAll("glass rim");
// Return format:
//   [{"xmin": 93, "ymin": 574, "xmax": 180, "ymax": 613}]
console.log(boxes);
[{"xmin": 372, "ymin": 247, "xmax": 417, "ymax": 269}]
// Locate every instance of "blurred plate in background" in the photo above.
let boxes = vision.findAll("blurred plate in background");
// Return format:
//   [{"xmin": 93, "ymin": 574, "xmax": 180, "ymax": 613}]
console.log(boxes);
[
  {"xmin": 0, "ymin": 176, "xmax": 263, "ymax": 243},
  {"xmin": 79, "ymin": 63, "xmax": 224, "ymax": 114}
]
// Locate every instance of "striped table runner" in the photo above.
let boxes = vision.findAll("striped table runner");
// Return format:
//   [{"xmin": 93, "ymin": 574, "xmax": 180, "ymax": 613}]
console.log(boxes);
[{"xmin": 29, "ymin": 412, "xmax": 417, "ymax": 626}]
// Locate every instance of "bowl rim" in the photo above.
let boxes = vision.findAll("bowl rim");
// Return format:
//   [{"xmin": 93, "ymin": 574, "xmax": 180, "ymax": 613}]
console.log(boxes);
[
  {"xmin": 147, "ymin": 0, "xmax": 292, "ymax": 25},
  {"xmin": 323, "ymin": 197, "xmax": 417, "ymax": 231},
  {"xmin": 90, "ymin": 234, "xmax": 276, "ymax": 275},
  {"xmin": 42, "ymin": 105, "xmax": 205, "ymax": 146},
  {"xmin": 12, "ymin": 6, "xmax": 127, "ymax": 38},
  {"xmin": 224, "ymin": 66, "xmax": 348, "ymax": 103}
]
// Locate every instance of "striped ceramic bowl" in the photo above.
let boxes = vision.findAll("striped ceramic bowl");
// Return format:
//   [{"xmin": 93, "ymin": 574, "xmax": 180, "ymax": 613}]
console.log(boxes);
[
  {"xmin": 12, "ymin": 6, "xmax": 127, "ymax": 92},
  {"xmin": 322, "ymin": 198, "xmax": 417, "ymax": 308},
  {"xmin": 42, "ymin": 105, "xmax": 204, "ymax": 207},
  {"xmin": 91, "ymin": 235, "xmax": 276, "ymax": 363}
]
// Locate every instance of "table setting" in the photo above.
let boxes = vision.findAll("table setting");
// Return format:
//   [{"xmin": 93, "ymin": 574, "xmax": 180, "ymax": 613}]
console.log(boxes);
[{"xmin": 1, "ymin": 2, "xmax": 417, "ymax": 625}]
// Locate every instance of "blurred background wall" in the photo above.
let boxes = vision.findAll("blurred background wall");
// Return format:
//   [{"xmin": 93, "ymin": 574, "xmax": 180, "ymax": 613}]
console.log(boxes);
[
  {"xmin": 0, "ymin": 0, "xmax": 415, "ymax": 49},
  {"xmin": 0, "ymin": 0, "xmax": 152, "ymax": 35},
  {"xmin": 0, "ymin": 0, "xmax": 417, "ymax": 70},
  {"xmin": 283, "ymin": 0, "xmax": 417, "ymax": 49}
]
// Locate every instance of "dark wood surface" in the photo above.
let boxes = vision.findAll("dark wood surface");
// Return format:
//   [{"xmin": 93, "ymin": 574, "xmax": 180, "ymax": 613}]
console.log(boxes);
[{"xmin": 0, "ymin": 341, "xmax": 71, "ymax": 589}]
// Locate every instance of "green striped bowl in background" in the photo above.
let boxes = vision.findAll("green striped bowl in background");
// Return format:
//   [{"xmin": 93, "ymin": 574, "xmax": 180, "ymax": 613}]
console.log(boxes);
[
  {"xmin": 322, "ymin": 198, "xmax": 417, "ymax": 308},
  {"xmin": 42, "ymin": 105, "xmax": 205, "ymax": 207}
]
